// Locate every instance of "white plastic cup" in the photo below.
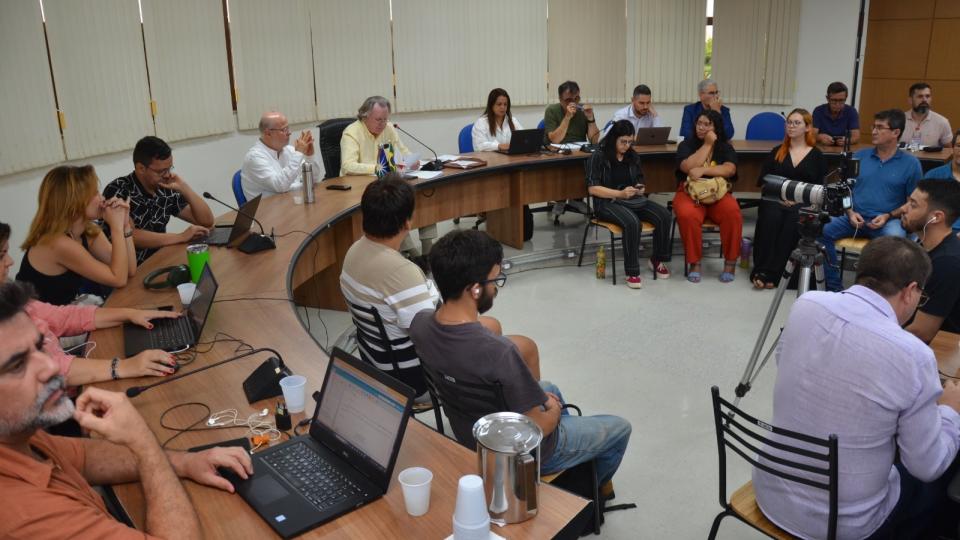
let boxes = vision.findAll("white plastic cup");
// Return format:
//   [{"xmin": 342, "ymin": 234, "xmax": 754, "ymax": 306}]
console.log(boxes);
[
  {"xmin": 279, "ymin": 375, "xmax": 307, "ymax": 413},
  {"xmin": 292, "ymin": 193, "xmax": 303, "ymax": 205},
  {"xmin": 398, "ymin": 466, "xmax": 433, "ymax": 517},
  {"xmin": 453, "ymin": 474, "xmax": 490, "ymax": 527},
  {"xmin": 176, "ymin": 283, "xmax": 196, "ymax": 307}
]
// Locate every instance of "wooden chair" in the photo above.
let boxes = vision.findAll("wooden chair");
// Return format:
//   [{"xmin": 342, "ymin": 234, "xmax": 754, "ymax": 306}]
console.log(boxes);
[
  {"xmin": 708, "ymin": 386, "xmax": 839, "ymax": 540},
  {"xmin": 836, "ymin": 237, "xmax": 869, "ymax": 288}
]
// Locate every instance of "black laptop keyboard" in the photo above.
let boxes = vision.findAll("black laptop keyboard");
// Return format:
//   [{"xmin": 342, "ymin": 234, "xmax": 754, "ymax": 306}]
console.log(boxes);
[
  {"xmin": 149, "ymin": 319, "xmax": 192, "ymax": 350},
  {"xmin": 265, "ymin": 442, "xmax": 362, "ymax": 511}
]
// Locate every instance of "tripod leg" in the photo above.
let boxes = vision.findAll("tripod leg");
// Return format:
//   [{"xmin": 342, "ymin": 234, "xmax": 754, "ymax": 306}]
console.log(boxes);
[
  {"xmin": 813, "ymin": 247, "xmax": 828, "ymax": 292},
  {"xmin": 797, "ymin": 266, "xmax": 813, "ymax": 297}
]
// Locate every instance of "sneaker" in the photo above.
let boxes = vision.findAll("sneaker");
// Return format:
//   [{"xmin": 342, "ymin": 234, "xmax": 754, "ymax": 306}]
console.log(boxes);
[
  {"xmin": 626, "ymin": 276, "xmax": 643, "ymax": 289},
  {"xmin": 649, "ymin": 260, "xmax": 671, "ymax": 279}
]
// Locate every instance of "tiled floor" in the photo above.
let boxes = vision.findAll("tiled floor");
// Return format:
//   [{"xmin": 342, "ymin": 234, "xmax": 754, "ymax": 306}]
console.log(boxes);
[{"xmin": 304, "ymin": 199, "xmax": 805, "ymax": 539}]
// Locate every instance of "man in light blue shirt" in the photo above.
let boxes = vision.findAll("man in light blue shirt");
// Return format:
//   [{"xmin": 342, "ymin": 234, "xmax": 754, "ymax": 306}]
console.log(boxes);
[
  {"xmin": 819, "ymin": 109, "xmax": 923, "ymax": 291},
  {"xmin": 753, "ymin": 236, "xmax": 960, "ymax": 539},
  {"xmin": 600, "ymin": 84, "xmax": 663, "ymax": 140}
]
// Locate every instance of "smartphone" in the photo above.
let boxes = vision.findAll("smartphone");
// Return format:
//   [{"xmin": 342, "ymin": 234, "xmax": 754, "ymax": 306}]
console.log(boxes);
[{"xmin": 325, "ymin": 184, "xmax": 352, "ymax": 191}]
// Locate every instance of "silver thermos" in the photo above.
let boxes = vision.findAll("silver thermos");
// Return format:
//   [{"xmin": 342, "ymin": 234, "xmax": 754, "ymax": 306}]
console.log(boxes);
[
  {"xmin": 301, "ymin": 161, "xmax": 315, "ymax": 204},
  {"xmin": 473, "ymin": 412, "xmax": 543, "ymax": 524}
]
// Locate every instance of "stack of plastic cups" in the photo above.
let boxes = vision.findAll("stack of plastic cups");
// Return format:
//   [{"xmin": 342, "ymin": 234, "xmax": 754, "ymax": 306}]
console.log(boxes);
[{"xmin": 452, "ymin": 474, "xmax": 490, "ymax": 540}]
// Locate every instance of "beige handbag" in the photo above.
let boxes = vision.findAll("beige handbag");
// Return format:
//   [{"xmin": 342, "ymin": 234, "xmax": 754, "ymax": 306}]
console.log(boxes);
[{"xmin": 684, "ymin": 155, "xmax": 729, "ymax": 205}]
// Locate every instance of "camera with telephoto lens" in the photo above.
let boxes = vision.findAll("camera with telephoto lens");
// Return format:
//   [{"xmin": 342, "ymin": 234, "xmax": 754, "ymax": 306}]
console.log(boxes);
[{"xmin": 761, "ymin": 156, "xmax": 859, "ymax": 217}]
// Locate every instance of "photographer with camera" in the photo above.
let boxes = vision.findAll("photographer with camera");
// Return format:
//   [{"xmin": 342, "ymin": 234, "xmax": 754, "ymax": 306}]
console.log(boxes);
[
  {"xmin": 818, "ymin": 110, "xmax": 923, "ymax": 291},
  {"xmin": 753, "ymin": 236, "xmax": 960, "ymax": 540}
]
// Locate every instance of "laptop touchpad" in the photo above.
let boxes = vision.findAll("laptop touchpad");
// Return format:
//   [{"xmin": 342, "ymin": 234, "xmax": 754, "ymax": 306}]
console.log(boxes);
[{"xmin": 249, "ymin": 476, "xmax": 290, "ymax": 506}]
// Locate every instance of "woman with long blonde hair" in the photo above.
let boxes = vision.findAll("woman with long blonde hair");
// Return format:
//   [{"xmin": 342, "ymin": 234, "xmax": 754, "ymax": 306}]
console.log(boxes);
[
  {"xmin": 16, "ymin": 165, "xmax": 137, "ymax": 304},
  {"xmin": 750, "ymin": 108, "xmax": 828, "ymax": 289}
]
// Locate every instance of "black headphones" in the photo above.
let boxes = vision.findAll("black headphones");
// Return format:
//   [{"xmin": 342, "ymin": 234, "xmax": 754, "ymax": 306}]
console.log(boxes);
[{"xmin": 143, "ymin": 265, "xmax": 191, "ymax": 290}]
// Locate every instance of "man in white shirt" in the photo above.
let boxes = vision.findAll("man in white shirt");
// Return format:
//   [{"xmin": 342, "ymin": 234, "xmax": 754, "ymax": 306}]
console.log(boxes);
[
  {"xmin": 602, "ymin": 84, "xmax": 663, "ymax": 139},
  {"xmin": 900, "ymin": 82, "xmax": 954, "ymax": 149},
  {"xmin": 240, "ymin": 111, "xmax": 320, "ymax": 201}
]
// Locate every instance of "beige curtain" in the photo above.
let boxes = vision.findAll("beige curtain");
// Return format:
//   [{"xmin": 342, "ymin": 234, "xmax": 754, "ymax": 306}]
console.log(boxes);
[
  {"xmin": 548, "ymin": 0, "xmax": 626, "ymax": 104},
  {"xmin": 626, "ymin": 0, "xmax": 706, "ymax": 103}
]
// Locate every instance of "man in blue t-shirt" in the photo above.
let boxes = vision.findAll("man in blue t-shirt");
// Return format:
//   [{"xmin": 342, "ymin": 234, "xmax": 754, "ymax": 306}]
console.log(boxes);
[
  {"xmin": 680, "ymin": 78, "xmax": 734, "ymax": 140},
  {"xmin": 812, "ymin": 81, "xmax": 861, "ymax": 146},
  {"xmin": 819, "ymin": 109, "xmax": 923, "ymax": 291},
  {"xmin": 923, "ymin": 129, "xmax": 960, "ymax": 231}
]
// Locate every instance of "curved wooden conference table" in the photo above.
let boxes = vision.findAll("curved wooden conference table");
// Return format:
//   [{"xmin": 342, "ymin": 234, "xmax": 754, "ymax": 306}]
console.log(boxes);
[{"xmin": 90, "ymin": 141, "xmax": 950, "ymax": 539}]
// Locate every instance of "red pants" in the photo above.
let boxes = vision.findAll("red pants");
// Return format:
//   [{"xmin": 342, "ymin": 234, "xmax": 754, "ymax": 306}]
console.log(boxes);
[{"xmin": 673, "ymin": 188, "xmax": 743, "ymax": 264}]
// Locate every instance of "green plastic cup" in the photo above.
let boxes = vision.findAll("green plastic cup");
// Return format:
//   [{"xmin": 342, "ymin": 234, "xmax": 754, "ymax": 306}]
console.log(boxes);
[{"xmin": 186, "ymin": 244, "xmax": 210, "ymax": 283}]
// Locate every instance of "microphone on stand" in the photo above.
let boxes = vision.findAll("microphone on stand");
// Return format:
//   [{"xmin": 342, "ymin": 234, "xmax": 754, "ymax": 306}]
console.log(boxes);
[
  {"xmin": 126, "ymin": 347, "xmax": 292, "ymax": 404},
  {"xmin": 392, "ymin": 123, "xmax": 444, "ymax": 171},
  {"xmin": 202, "ymin": 192, "xmax": 276, "ymax": 254}
]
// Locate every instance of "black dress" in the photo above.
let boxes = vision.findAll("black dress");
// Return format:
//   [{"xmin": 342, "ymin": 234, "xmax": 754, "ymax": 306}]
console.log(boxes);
[
  {"xmin": 15, "ymin": 236, "xmax": 89, "ymax": 306},
  {"xmin": 751, "ymin": 146, "xmax": 828, "ymax": 286}
]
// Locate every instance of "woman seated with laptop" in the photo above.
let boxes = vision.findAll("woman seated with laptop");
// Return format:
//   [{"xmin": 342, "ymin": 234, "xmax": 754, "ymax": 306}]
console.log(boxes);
[
  {"xmin": 587, "ymin": 120, "xmax": 673, "ymax": 288},
  {"xmin": 2, "ymin": 221, "xmax": 179, "ymax": 388},
  {"xmin": 472, "ymin": 88, "xmax": 524, "ymax": 152}
]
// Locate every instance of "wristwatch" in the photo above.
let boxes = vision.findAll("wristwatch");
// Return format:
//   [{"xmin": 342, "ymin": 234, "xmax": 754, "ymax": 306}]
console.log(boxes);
[
  {"xmin": 110, "ymin": 357, "xmax": 121, "ymax": 380},
  {"xmin": 123, "ymin": 229, "xmax": 133, "ymax": 238}
]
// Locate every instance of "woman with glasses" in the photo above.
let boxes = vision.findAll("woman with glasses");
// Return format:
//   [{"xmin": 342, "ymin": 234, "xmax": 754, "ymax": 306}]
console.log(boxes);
[
  {"xmin": 17, "ymin": 165, "xmax": 136, "ymax": 305},
  {"xmin": 751, "ymin": 109, "xmax": 827, "ymax": 289},
  {"xmin": 587, "ymin": 120, "xmax": 673, "ymax": 288},
  {"xmin": 674, "ymin": 109, "xmax": 742, "ymax": 283},
  {"xmin": 472, "ymin": 88, "xmax": 524, "ymax": 152}
]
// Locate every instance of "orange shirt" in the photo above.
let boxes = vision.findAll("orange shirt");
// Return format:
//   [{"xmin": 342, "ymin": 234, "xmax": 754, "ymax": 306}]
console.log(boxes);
[{"xmin": 0, "ymin": 430, "xmax": 157, "ymax": 539}]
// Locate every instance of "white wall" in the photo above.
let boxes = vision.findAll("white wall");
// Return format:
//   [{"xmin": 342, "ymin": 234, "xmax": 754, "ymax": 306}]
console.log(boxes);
[{"xmin": 0, "ymin": 0, "xmax": 866, "ymax": 270}]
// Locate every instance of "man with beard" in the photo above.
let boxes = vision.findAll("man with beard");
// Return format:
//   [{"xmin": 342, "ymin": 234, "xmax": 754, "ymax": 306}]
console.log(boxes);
[
  {"xmin": 408, "ymin": 230, "xmax": 631, "ymax": 493},
  {"xmin": 901, "ymin": 83, "xmax": 954, "ymax": 149},
  {"xmin": 0, "ymin": 281, "xmax": 253, "ymax": 539},
  {"xmin": 902, "ymin": 180, "xmax": 960, "ymax": 343}
]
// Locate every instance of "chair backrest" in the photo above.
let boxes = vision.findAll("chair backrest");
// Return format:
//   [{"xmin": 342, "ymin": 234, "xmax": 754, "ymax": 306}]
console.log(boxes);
[
  {"xmin": 537, "ymin": 119, "xmax": 545, "ymax": 130},
  {"xmin": 745, "ymin": 112, "xmax": 786, "ymax": 141},
  {"xmin": 420, "ymin": 362, "xmax": 507, "ymax": 449},
  {"xmin": 458, "ymin": 124, "xmax": 474, "ymax": 154},
  {"xmin": 710, "ymin": 386, "xmax": 839, "ymax": 540},
  {"xmin": 346, "ymin": 301, "xmax": 427, "ymax": 395},
  {"xmin": 318, "ymin": 117, "xmax": 355, "ymax": 178},
  {"xmin": 231, "ymin": 170, "xmax": 246, "ymax": 206}
]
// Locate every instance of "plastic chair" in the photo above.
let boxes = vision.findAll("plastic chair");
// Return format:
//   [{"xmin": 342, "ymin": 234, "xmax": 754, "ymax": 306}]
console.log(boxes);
[
  {"xmin": 745, "ymin": 112, "xmax": 786, "ymax": 141},
  {"xmin": 458, "ymin": 124, "xmax": 474, "ymax": 153},
  {"xmin": 231, "ymin": 170, "xmax": 246, "ymax": 206},
  {"xmin": 708, "ymin": 386, "xmax": 839, "ymax": 540},
  {"xmin": 538, "ymin": 119, "xmax": 545, "ymax": 130},
  {"xmin": 317, "ymin": 117, "xmax": 355, "ymax": 179}
]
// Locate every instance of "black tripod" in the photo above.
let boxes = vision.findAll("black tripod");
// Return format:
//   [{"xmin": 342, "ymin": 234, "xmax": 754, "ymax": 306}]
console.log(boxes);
[{"xmin": 733, "ymin": 208, "xmax": 830, "ymax": 406}]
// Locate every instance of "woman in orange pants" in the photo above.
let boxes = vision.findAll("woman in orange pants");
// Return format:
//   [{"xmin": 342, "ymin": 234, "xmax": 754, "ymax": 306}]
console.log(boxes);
[{"xmin": 673, "ymin": 109, "xmax": 743, "ymax": 283}]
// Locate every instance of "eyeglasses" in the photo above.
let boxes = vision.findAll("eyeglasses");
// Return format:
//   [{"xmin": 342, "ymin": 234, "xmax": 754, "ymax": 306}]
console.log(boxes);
[
  {"xmin": 786, "ymin": 120, "xmax": 805, "ymax": 127},
  {"xmin": 704, "ymin": 90, "xmax": 719, "ymax": 96},
  {"xmin": 918, "ymin": 285, "xmax": 929, "ymax": 307},
  {"xmin": 148, "ymin": 165, "xmax": 174, "ymax": 176},
  {"xmin": 268, "ymin": 126, "xmax": 291, "ymax": 135},
  {"xmin": 615, "ymin": 138, "xmax": 634, "ymax": 146},
  {"xmin": 827, "ymin": 98, "xmax": 846, "ymax": 104},
  {"xmin": 871, "ymin": 125, "xmax": 892, "ymax": 132},
  {"xmin": 478, "ymin": 273, "xmax": 507, "ymax": 288},
  {"xmin": 695, "ymin": 121, "xmax": 713, "ymax": 128}
]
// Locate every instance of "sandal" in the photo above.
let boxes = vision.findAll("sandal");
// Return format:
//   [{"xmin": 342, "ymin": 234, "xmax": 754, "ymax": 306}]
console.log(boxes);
[
  {"xmin": 719, "ymin": 262, "xmax": 736, "ymax": 283},
  {"xmin": 687, "ymin": 263, "xmax": 702, "ymax": 283},
  {"xmin": 750, "ymin": 271, "xmax": 767, "ymax": 290}
]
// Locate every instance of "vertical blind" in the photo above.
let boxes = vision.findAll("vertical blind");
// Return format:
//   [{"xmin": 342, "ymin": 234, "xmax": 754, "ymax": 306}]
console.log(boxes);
[
  {"xmin": 141, "ymin": 0, "xmax": 235, "ymax": 141},
  {"xmin": 229, "ymin": 0, "xmax": 316, "ymax": 130},
  {"xmin": 548, "ymin": 0, "xmax": 626, "ymax": 104},
  {"xmin": 391, "ymin": 0, "xmax": 548, "ymax": 112},
  {"xmin": 0, "ymin": 1, "xmax": 64, "ymax": 175},
  {"xmin": 626, "ymin": 0, "xmax": 706, "ymax": 103},
  {"xmin": 712, "ymin": 0, "xmax": 800, "ymax": 105},
  {"xmin": 43, "ymin": 0, "xmax": 154, "ymax": 159},
  {"xmin": 309, "ymin": 0, "xmax": 394, "ymax": 119}
]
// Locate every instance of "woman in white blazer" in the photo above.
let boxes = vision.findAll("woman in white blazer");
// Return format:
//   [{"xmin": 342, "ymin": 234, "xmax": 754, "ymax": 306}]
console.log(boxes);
[{"xmin": 472, "ymin": 88, "xmax": 523, "ymax": 151}]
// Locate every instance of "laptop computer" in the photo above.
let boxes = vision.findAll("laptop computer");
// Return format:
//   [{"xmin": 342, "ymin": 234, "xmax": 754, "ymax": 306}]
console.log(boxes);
[
  {"xmin": 225, "ymin": 347, "xmax": 415, "ymax": 539},
  {"xmin": 203, "ymin": 194, "xmax": 262, "ymax": 246},
  {"xmin": 496, "ymin": 128, "xmax": 545, "ymax": 155},
  {"xmin": 634, "ymin": 127, "xmax": 672, "ymax": 145},
  {"xmin": 122, "ymin": 264, "xmax": 219, "ymax": 356}
]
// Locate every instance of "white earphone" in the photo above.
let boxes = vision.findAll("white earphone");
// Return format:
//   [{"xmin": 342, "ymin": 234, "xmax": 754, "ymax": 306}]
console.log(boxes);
[{"xmin": 926, "ymin": 216, "xmax": 938, "ymax": 225}]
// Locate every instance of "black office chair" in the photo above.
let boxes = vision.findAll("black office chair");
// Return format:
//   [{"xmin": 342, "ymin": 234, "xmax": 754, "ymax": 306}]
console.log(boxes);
[
  {"xmin": 708, "ymin": 386, "xmax": 839, "ymax": 540},
  {"xmin": 347, "ymin": 302, "xmax": 440, "ymax": 423},
  {"xmin": 317, "ymin": 117, "xmax": 355, "ymax": 179}
]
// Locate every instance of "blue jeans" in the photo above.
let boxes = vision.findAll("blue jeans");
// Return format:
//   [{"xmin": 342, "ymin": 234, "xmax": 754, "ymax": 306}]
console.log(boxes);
[
  {"xmin": 538, "ymin": 381, "xmax": 632, "ymax": 486},
  {"xmin": 819, "ymin": 216, "xmax": 906, "ymax": 291}
]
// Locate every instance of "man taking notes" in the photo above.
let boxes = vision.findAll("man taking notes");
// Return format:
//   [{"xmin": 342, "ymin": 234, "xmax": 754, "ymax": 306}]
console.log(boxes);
[{"xmin": 241, "ymin": 111, "xmax": 319, "ymax": 201}]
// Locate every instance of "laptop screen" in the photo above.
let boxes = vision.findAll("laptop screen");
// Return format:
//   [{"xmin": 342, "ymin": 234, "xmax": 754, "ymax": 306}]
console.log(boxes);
[
  {"xmin": 187, "ymin": 265, "xmax": 218, "ymax": 336},
  {"xmin": 314, "ymin": 355, "xmax": 407, "ymax": 471}
]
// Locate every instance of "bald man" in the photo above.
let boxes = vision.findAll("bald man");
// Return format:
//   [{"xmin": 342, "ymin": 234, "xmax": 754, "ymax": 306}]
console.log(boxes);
[{"xmin": 240, "ymin": 111, "xmax": 321, "ymax": 201}]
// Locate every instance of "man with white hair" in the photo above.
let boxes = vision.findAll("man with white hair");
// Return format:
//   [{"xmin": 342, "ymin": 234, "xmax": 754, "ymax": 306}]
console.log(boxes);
[
  {"xmin": 680, "ymin": 78, "xmax": 735, "ymax": 139},
  {"xmin": 240, "ymin": 111, "xmax": 320, "ymax": 201},
  {"xmin": 0, "ymin": 281, "xmax": 253, "ymax": 539}
]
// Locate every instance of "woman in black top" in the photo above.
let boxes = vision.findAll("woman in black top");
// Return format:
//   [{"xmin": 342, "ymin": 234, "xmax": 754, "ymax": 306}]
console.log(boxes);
[
  {"xmin": 586, "ymin": 120, "xmax": 673, "ymax": 288},
  {"xmin": 751, "ymin": 108, "xmax": 828, "ymax": 289}
]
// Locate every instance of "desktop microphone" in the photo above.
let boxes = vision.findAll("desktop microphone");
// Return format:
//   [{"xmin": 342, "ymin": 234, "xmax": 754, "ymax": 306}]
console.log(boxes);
[
  {"xmin": 392, "ymin": 123, "xmax": 444, "ymax": 171},
  {"xmin": 126, "ymin": 347, "xmax": 292, "ymax": 403},
  {"xmin": 202, "ymin": 192, "xmax": 276, "ymax": 254}
]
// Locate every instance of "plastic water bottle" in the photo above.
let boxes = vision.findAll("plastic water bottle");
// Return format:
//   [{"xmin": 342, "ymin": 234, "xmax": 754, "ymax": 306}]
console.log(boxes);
[
  {"xmin": 596, "ymin": 245, "xmax": 606, "ymax": 279},
  {"xmin": 910, "ymin": 129, "xmax": 922, "ymax": 152},
  {"xmin": 740, "ymin": 238, "xmax": 752, "ymax": 269}
]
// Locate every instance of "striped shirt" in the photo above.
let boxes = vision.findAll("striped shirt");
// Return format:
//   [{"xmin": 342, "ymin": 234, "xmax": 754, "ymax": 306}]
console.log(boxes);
[{"xmin": 339, "ymin": 236, "xmax": 439, "ymax": 370}]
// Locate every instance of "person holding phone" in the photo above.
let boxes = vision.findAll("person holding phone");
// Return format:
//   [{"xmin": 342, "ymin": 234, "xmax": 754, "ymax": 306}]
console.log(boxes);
[
  {"xmin": 680, "ymin": 79, "xmax": 735, "ymax": 140},
  {"xmin": 586, "ymin": 120, "xmax": 673, "ymax": 288}
]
